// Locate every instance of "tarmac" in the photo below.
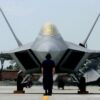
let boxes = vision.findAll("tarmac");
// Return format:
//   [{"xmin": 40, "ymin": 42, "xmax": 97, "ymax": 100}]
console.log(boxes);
[{"xmin": 0, "ymin": 86, "xmax": 100, "ymax": 100}]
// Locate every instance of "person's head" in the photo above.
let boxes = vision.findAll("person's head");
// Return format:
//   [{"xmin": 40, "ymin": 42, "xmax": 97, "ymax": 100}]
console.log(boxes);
[{"xmin": 46, "ymin": 53, "xmax": 52, "ymax": 60}]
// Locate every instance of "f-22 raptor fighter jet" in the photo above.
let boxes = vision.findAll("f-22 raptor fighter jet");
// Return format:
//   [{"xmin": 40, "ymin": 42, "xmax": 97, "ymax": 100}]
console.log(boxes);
[{"xmin": 0, "ymin": 8, "xmax": 100, "ymax": 77}]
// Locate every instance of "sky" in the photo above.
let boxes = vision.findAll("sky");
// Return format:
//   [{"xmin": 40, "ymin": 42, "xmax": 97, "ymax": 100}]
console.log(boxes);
[
  {"xmin": 0, "ymin": 0, "xmax": 100, "ymax": 67},
  {"xmin": 0, "ymin": 0, "xmax": 100, "ymax": 50}
]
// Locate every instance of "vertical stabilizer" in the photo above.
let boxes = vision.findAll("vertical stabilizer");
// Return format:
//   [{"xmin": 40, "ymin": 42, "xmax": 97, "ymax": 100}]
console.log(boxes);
[
  {"xmin": 0, "ymin": 8, "xmax": 22, "ymax": 47},
  {"xmin": 80, "ymin": 13, "xmax": 100, "ymax": 47}
]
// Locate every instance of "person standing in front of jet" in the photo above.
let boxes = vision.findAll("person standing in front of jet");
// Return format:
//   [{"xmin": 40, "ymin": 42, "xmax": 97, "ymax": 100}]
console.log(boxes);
[{"xmin": 41, "ymin": 53, "xmax": 55, "ymax": 95}]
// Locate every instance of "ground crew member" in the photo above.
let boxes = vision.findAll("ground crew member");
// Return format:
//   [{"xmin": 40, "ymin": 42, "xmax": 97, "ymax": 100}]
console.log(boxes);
[{"xmin": 41, "ymin": 53, "xmax": 55, "ymax": 95}]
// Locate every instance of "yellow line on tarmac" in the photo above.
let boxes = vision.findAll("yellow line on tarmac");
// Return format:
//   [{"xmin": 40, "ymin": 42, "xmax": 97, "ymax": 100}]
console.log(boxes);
[{"xmin": 42, "ymin": 96, "xmax": 48, "ymax": 100}]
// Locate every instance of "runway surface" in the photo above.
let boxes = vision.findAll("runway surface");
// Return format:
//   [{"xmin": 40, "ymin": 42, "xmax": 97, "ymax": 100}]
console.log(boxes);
[{"xmin": 0, "ymin": 86, "xmax": 100, "ymax": 100}]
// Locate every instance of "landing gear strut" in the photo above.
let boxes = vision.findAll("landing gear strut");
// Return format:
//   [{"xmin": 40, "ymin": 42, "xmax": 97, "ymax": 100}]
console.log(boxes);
[{"xmin": 78, "ymin": 76, "xmax": 88, "ymax": 94}]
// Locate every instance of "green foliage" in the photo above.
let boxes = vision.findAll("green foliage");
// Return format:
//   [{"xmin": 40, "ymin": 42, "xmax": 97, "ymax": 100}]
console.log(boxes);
[{"xmin": 5, "ymin": 63, "xmax": 20, "ymax": 71}]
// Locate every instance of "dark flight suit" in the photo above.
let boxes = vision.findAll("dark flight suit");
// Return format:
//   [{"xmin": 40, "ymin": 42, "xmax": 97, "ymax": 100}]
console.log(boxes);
[{"xmin": 42, "ymin": 59, "xmax": 55, "ymax": 95}]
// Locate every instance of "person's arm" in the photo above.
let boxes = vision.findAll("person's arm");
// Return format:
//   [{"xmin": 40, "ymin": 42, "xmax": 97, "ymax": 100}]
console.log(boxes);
[
  {"xmin": 52, "ymin": 67, "xmax": 55, "ymax": 75},
  {"xmin": 41, "ymin": 67, "xmax": 43, "ymax": 75}
]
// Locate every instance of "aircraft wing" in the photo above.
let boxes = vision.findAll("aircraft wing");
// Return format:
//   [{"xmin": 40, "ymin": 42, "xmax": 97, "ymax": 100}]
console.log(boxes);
[
  {"xmin": 56, "ymin": 41, "xmax": 100, "ymax": 73},
  {"xmin": 67, "ymin": 41, "xmax": 100, "ymax": 60},
  {"xmin": 87, "ymin": 51, "xmax": 100, "ymax": 59},
  {"xmin": 66, "ymin": 41, "xmax": 100, "ymax": 60},
  {"xmin": 0, "ymin": 42, "xmax": 33, "ymax": 60},
  {"xmin": 0, "ymin": 41, "xmax": 42, "ymax": 73},
  {"xmin": 0, "ymin": 52, "xmax": 12, "ymax": 60}
]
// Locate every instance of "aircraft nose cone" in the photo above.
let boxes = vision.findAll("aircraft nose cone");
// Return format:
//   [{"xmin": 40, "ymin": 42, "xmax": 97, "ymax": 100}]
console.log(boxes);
[{"xmin": 40, "ymin": 22, "xmax": 59, "ymax": 36}]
